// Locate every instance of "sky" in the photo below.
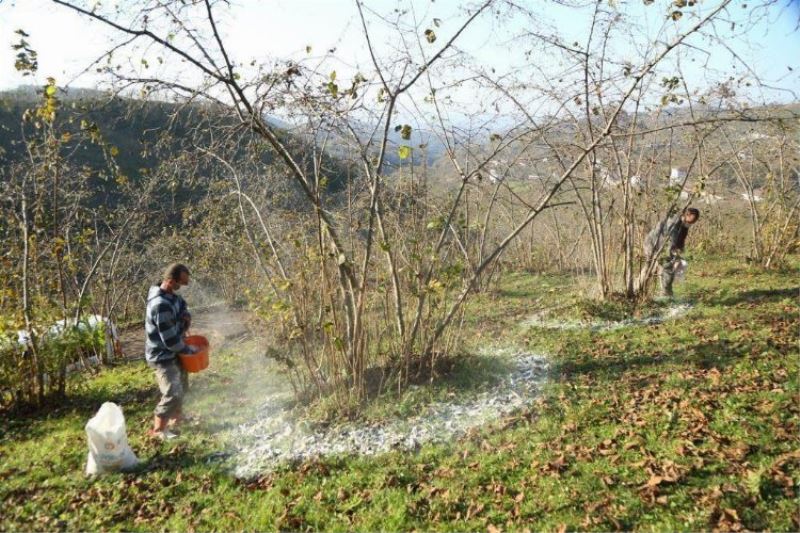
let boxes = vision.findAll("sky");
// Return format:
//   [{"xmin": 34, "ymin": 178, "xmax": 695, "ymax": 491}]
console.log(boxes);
[{"xmin": 1, "ymin": 0, "xmax": 798, "ymax": 117}]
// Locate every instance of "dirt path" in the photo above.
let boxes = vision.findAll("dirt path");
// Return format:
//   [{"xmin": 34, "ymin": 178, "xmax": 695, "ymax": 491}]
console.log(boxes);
[{"xmin": 118, "ymin": 304, "xmax": 254, "ymax": 360}]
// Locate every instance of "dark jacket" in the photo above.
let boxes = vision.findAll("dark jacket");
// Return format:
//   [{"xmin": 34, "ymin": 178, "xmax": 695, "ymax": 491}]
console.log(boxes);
[
  {"xmin": 644, "ymin": 214, "xmax": 689, "ymax": 259},
  {"xmin": 144, "ymin": 285, "xmax": 191, "ymax": 364}
]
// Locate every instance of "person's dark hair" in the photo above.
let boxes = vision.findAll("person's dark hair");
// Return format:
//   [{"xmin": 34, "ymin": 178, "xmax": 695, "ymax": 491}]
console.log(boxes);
[
  {"xmin": 684, "ymin": 207, "xmax": 700, "ymax": 219},
  {"xmin": 163, "ymin": 263, "xmax": 190, "ymax": 282}
]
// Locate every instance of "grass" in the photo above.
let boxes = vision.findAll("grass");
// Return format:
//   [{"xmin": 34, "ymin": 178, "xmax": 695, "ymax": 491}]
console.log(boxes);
[
  {"xmin": 333, "ymin": 352, "xmax": 518, "ymax": 424},
  {"xmin": 1, "ymin": 255, "xmax": 798, "ymax": 531}
]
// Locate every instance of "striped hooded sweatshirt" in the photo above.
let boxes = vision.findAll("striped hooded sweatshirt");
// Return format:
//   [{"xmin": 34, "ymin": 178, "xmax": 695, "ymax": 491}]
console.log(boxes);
[
  {"xmin": 145, "ymin": 285, "xmax": 190, "ymax": 364},
  {"xmin": 643, "ymin": 214, "xmax": 689, "ymax": 259}
]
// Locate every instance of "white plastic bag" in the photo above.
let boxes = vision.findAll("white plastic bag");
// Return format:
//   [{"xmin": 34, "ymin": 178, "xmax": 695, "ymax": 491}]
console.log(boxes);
[
  {"xmin": 85, "ymin": 402, "xmax": 138, "ymax": 475},
  {"xmin": 674, "ymin": 259, "xmax": 688, "ymax": 283}
]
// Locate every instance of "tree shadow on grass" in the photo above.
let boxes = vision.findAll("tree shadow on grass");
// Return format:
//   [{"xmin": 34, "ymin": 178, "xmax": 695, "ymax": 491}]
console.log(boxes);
[
  {"xmin": 712, "ymin": 287, "xmax": 798, "ymax": 307},
  {"xmin": 1, "ymin": 380, "xmax": 158, "ymax": 446},
  {"xmin": 130, "ymin": 443, "xmax": 216, "ymax": 475},
  {"xmin": 557, "ymin": 337, "xmax": 749, "ymax": 381}
]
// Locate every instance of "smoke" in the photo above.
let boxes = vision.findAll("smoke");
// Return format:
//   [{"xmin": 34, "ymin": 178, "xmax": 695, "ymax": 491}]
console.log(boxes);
[
  {"xmin": 179, "ymin": 301, "xmax": 296, "ymax": 443},
  {"xmin": 179, "ymin": 279, "xmax": 226, "ymax": 310}
]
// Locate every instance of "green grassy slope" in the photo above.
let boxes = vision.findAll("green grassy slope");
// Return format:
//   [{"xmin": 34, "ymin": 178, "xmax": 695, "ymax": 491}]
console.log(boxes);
[{"xmin": 1, "ymin": 255, "xmax": 797, "ymax": 531}]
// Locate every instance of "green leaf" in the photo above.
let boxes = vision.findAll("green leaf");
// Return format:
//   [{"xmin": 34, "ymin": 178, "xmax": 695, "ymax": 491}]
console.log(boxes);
[
  {"xmin": 327, "ymin": 81, "xmax": 339, "ymax": 98},
  {"xmin": 424, "ymin": 29, "xmax": 437, "ymax": 43},
  {"xmin": 426, "ymin": 216, "xmax": 444, "ymax": 230},
  {"xmin": 398, "ymin": 145, "xmax": 412, "ymax": 160},
  {"xmin": 330, "ymin": 70, "xmax": 337, "ymax": 81},
  {"xmin": 671, "ymin": 10, "xmax": 683, "ymax": 20},
  {"xmin": 400, "ymin": 124, "xmax": 412, "ymax": 140}
]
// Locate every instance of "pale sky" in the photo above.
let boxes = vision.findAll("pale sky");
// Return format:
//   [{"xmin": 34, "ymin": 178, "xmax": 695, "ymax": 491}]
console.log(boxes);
[{"xmin": 1, "ymin": 0, "xmax": 798, "ymax": 116}]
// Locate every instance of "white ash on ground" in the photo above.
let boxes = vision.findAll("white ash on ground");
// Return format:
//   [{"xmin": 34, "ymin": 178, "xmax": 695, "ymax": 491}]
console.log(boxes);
[
  {"xmin": 184, "ymin": 300, "xmax": 688, "ymax": 478},
  {"xmin": 223, "ymin": 351, "xmax": 549, "ymax": 478},
  {"xmin": 521, "ymin": 303, "xmax": 693, "ymax": 332}
]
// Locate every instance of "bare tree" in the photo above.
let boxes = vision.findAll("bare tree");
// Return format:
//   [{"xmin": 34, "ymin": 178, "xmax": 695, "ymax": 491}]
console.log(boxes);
[{"xmin": 26, "ymin": 0, "xmax": 797, "ymax": 411}]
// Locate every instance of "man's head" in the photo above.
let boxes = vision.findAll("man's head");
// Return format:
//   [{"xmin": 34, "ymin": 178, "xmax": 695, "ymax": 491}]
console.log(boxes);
[
  {"xmin": 161, "ymin": 263, "xmax": 190, "ymax": 292},
  {"xmin": 682, "ymin": 207, "xmax": 700, "ymax": 225}
]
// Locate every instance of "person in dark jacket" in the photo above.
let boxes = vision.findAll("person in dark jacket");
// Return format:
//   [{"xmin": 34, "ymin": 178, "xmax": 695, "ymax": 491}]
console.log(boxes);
[
  {"xmin": 145, "ymin": 263, "xmax": 195, "ymax": 439},
  {"xmin": 643, "ymin": 207, "xmax": 700, "ymax": 297}
]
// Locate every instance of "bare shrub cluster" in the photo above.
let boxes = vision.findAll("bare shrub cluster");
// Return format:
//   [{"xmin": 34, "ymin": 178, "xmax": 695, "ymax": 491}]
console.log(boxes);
[{"xmin": 2, "ymin": 0, "xmax": 796, "ymax": 411}]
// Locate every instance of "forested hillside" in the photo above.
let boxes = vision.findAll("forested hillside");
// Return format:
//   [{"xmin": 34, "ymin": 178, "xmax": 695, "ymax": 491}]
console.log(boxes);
[{"xmin": 0, "ymin": 87, "xmax": 355, "ymax": 212}]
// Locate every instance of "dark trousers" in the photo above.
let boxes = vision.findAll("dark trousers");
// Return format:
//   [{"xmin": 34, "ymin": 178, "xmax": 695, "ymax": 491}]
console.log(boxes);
[{"xmin": 659, "ymin": 256, "xmax": 678, "ymax": 297}]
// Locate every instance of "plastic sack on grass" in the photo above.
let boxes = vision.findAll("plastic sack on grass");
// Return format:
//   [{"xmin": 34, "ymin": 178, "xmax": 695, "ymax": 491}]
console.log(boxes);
[
  {"xmin": 674, "ymin": 259, "xmax": 689, "ymax": 283},
  {"xmin": 85, "ymin": 402, "xmax": 138, "ymax": 475}
]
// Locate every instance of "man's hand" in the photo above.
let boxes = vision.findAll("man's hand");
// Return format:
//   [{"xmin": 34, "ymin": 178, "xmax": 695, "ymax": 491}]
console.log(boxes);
[{"xmin": 182, "ymin": 345, "xmax": 199, "ymax": 355}]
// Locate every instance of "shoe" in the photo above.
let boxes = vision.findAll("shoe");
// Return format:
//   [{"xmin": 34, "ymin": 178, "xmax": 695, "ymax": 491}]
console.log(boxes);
[
  {"xmin": 149, "ymin": 414, "xmax": 179, "ymax": 440},
  {"xmin": 149, "ymin": 429, "xmax": 179, "ymax": 440},
  {"xmin": 167, "ymin": 407, "xmax": 198, "ymax": 427},
  {"xmin": 168, "ymin": 412, "xmax": 196, "ymax": 427}
]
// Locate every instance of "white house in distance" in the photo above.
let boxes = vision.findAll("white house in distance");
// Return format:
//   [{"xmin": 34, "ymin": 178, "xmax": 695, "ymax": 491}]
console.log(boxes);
[
  {"xmin": 680, "ymin": 190, "xmax": 724, "ymax": 204},
  {"xmin": 670, "ymin": 167, "xmax": 687, "ymax": 186},
  {"xmin": 487, "ymin": 159, "xmax": 507, "ymax": 183},
  {"xmin": 740, "ymin": 189, "xmax": 765, "ymax": 203},
  {"xmin": 747, "ymin": 131, "xmax": 769, "ymax": 141}
]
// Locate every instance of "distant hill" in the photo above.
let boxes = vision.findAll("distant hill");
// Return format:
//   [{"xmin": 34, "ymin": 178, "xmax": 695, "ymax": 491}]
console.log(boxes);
[
  {"xmin": 420, "ymin": 101, "xmax": 800, "ymax": 188},
  {"xmin": 1, "ymin": 87, "xmax": 186, "ymax": 179},
  {"xmin": 3, "ymin": 86, "xmax": 794, "ymax": 210},
  {"xmin": 0, "ymin": 86, "xmax": 355, "ymax": 213}
]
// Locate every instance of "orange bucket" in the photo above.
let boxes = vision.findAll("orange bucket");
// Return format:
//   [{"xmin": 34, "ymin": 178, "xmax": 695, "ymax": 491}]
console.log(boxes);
[{"xmin": 179, "ymin": 335, "xmax": 210, "ymax": 373}]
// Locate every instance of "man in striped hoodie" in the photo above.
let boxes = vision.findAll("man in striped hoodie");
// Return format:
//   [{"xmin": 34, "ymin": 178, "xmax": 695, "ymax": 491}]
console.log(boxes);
[
  {"xmin": 145, "ymin": 263, "xmax": 196, "ymax": 439},
  {"xmin": 643, "ymin": 207, "xmax": 700, "ymax": 298}
]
